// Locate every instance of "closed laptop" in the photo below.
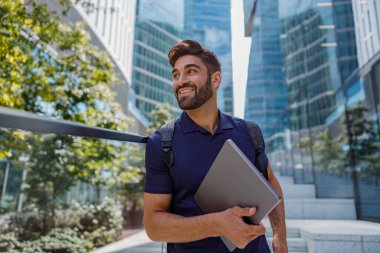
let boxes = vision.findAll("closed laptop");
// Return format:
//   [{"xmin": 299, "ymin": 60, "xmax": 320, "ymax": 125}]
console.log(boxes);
[{"xmin": 194, "ymin": 139, "xmax": 281, "ymax": 251}]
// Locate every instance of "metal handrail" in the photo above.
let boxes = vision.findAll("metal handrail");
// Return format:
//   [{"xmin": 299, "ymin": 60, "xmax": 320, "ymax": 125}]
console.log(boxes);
[{"xmin": 0, "ymin": 106, "xmax": 148, "ymax": 143}]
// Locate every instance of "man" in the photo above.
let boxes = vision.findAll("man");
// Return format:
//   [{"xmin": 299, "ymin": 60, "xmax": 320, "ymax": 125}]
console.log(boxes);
[{"xmin": 144, "ymin": 40, "xmax": 288, "ymax": 253}]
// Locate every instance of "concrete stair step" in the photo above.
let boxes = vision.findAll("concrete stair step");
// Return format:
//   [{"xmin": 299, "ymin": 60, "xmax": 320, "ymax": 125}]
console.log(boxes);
[
  {"xmin": 278, "ymin": 176, "xmax": 294, "ymax": 185},
  {"xmin": 266, "ymin": 227, "xmax": 300, "ymax": 238},
  {"xmin": 285, "ymin": 220, "xmax": 380, "ymax": 253},
  {"xmin": 282, "ymin": 184, "xmax": 316, "ymax": 199},
  {"xmin": 267, "ymin": 237, "xmax": 308, "ymax": 252},
  {"xmin": 285, "ymin": 198, "xmax": 356, "ymax": 219}
]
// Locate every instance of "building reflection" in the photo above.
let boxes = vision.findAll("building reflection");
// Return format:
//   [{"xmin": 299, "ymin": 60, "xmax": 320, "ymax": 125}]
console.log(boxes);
[{"xmin": 244, "ymin": 0, "xmax": 380, "ymax": 222}]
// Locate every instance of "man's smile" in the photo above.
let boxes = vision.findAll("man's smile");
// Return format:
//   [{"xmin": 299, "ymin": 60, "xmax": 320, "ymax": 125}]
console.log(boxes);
[{"xmin": 177, "ymin": 88, "xmax": 195, "ymax": 98}]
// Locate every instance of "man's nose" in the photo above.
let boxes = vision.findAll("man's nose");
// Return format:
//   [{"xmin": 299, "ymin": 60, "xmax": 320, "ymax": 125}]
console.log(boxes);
[{"xmin": 174, "ymin": 73, "xmax": 189, "ymax": 86}]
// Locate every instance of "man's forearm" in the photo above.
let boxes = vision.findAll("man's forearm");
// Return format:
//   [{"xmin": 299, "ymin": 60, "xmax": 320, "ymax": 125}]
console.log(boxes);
[
  {"xmin": 145, "ymin": 211, "xmax": 221, "ymax": 242},
  {"xmin": 268, "ymin": 174, "xmax": 287, "ymax": 238}
]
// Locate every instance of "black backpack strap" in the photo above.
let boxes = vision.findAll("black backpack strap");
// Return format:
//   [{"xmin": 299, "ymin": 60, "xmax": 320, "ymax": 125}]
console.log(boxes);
[
  {"xmin": 245, "ymin": 120, "xmax": 269, "ymax": 180},
  {"xmin": 159, "ymin": 120, "xmax": 176, "ymax": 168}
]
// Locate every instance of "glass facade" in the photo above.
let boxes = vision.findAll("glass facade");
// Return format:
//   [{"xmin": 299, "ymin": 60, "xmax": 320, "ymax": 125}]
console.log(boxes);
[
  {"xmin": 352, "ymin": 0, "xmax": 380, "ymax": 69},
  {"xmin": 353, "ymin": 0, "xmax": 380, "ymax": 221},
  {"xmin": 131, "ymin": 0, "xmax": 184, "ymax": 124},
  {"xmin": 183, "ymin": 0, "xmax": 234, "ymax": 115},
  {"xmin": 0, "ymin": 160, "xmax": 22, "ymax": 211},
  {"xmin": 244, "ymin": 0, "xmax": 288, "ymax": 139},
  {"xmin": 360, "ymin": 61, "xmax": 380, "ymax": 220},
  {"xmin": 278, "ymin": 0, "xmax": 359, "ymax": 182},
  {"xmin": 267, "ymin": 0, "xmax": 380, "ymax": 222},
  {"xmin": 281, "ymin": 0, "xmax": 358, "ymax": 133}
]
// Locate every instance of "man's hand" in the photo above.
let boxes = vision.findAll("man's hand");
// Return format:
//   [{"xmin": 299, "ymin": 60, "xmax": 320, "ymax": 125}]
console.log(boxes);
[
  {"xmin": 217, "ymin": 206, "xmax": 265, "ymax": 249},
  {"xmin": 272, "ymin": 233, "xmax": 288, "ymax": 253}
]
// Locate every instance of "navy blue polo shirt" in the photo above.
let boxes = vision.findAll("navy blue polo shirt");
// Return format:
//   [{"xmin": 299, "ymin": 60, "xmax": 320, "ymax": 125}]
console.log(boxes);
[{"xmin": 145, "ymin": 111, "xmax": 270, "ymax": 253}]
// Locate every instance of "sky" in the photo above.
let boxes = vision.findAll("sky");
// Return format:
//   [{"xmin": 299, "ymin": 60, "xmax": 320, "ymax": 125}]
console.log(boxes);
[{"xmin": 231, "ymin": 0, "xmax": 251, "ymax": 118}]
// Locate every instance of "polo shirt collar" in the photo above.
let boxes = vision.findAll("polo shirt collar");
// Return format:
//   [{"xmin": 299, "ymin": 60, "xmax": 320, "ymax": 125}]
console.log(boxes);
[{"xmin": 179, "ymin": 110, "xmax": 234, "ymax": 134}]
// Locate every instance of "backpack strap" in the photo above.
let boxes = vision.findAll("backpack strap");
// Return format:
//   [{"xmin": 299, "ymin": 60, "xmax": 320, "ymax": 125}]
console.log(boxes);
[
  {"xmin": 244, "ymin": 120, "xmax": 269, "ymax": 181},
  {"xmin": 159, "ymin": 120, "xmax": 176, "ymax": 168}
]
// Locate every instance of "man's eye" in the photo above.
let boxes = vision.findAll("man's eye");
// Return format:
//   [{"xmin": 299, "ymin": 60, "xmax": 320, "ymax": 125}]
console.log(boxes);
[
  {"xmin": 172, "ymin": 74, "xmax": 179, "ymax": 79},
  {"xmin": 188, "ymin": 69, "xmax": 196, "ymax": 74}
]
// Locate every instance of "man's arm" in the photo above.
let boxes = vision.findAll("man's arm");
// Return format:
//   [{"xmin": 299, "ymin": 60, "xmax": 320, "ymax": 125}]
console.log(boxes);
[
  {"xmin": 267, "ymin": 163, "xmax": 288, "ymax": 253},
  {"xmin": 144, "ymin": 193, "xmax": 266, "ymax": 249}
]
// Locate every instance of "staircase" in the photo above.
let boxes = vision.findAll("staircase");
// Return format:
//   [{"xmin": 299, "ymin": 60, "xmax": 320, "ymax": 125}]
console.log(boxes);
[
  {"xmin": 262, "ymin": 174, "xmax": 357, "ymax": 253},
  {"xmin": 266, "ymin": 227, "xmax": 308, "ymax": 253},
  {"xmin": 278, "ymin": 175, "xmax": 356, "ymax": 220}
]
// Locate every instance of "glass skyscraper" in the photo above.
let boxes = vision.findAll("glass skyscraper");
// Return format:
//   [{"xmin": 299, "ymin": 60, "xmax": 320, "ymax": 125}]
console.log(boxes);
[
  {"xmin": 183, "ymin": 0, "xmax": 234, "ymax": 115},
  {"xmin": 352, "ymin": 0, "xmax": 380, "ymax": 137},
  {"xmin": 130, "ymin": 0, "xmax": 184, "ymax": 125},
  {"xmin": 244, "ymin": 0, "xmax": 288, "ymax": 139},
  {"xmin": 277, "ymin": 0, "xmax": 380, "ymax": 222},
  {"xmin": 351, "ymin": 0, "xmax": 380, "ymax": 221},
  {"xmin": 280, "ymin": 0, "xmax": 359, "ymax": 132},
  {"xmin": 244, "ymin": 0, "xmax": 380, "ymax": 222},
  {"xmin": 279, "ymin": 0, "xmax": 360, "ymax": 177}
]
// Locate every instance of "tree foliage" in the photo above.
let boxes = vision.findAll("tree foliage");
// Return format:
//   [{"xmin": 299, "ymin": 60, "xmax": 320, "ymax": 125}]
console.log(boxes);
[
  {"xmin": 341, "ymin": 103, "xmax": 380, "ymax": 177},
  {"xmin": 312, "ymin": 129, "xmax": 344, "ymax": 174},
  {"xmin": 117, "ymin": 104, "xmax": 174, "ymax": 229},
  {"xmin": 122, "ymin": 103, "xmax": 174, "ymax": 195},
  {"xmin": 298, "ymin": 102, "xmax": 380, "ymax": 177},
  {"xmin": 0, "ymin": 0, "xmax": 138, "ymax": 221}
]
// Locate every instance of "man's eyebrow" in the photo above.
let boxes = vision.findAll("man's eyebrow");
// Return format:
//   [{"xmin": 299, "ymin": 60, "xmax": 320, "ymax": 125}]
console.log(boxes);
[
  {"xmin": 184, "ymin": 64, "xmax": 201, "ymax": 69},
  {"xmin": 172, "ymin": 64, "xmax": 202, "ymax": 75}
]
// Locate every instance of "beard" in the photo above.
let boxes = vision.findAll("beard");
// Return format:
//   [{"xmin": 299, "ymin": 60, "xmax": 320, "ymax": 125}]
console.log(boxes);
[{"xmin": 174, "ymin": 75, "xmax": 213, "ymax": 110}]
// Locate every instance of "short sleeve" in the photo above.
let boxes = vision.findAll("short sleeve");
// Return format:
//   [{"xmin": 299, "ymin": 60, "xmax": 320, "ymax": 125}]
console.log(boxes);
[{"xmin": 144, "ymin": 130, "xmax": 173, "ymax": 194}]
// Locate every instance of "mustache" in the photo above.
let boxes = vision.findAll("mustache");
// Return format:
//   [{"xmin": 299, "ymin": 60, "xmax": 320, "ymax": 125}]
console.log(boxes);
[{"xmin": 175, "ymin": 83, "xmax": 197, "ymax": 94}]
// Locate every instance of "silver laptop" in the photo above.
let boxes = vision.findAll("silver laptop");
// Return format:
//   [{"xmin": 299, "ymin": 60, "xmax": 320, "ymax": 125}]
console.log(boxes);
[{"xmin": 194, "ymin": 139, "xmax": 281, "ymax": 252}]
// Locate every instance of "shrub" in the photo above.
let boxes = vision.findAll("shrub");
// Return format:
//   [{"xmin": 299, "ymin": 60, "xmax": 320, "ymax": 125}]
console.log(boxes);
[
  {"xmin": 1, "ymin": 199, "xmax": 123, "ymax": 252},
  {"xmin": 0, "ymin": 232, "xmax": 43, "ymax": 253},
  {"xmin": 78, "ymin": 198, "xmax": 123, "ymax": 247},
  {"xmin": 38, "ymin": 228, "xmax": 92, "ymax": 253},
  {"xmin": 0, "ymin": 233, "xmax": 24, "ymax": 252},
  {"xmin": 0, "ymin": 228, "xmax": 92, "ymax": 253}
]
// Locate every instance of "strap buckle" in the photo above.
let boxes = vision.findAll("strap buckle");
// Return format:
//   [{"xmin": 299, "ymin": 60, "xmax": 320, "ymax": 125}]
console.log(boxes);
[{"xmin": 162, "ymin": 141, "xmax": 172, "ymax": 153}]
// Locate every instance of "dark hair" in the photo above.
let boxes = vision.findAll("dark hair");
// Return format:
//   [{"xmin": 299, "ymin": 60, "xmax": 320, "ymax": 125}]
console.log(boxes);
[{"xmin": 168, "ymin": 40, "xmax": 221, "ymax": 74}]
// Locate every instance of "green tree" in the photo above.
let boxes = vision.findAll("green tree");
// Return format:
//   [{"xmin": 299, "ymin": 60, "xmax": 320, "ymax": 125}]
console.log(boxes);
[
  {"xmin": 0, "ymin": 0, "xmax": 138, "ymax": 233},
  {"xmin": 123, "ymin": 103, "xmax": 174, "ymax": 193},
  {"xmin": 119, "ymin": 104, "xmax": 174, "ymax": 228},
  {"xmin": 147, "ymin": 103, "xmax": 175, "ymax": 134},
  {"xmin": 312, "ymin": 129, "xmax": 344, "ymax": 175}
]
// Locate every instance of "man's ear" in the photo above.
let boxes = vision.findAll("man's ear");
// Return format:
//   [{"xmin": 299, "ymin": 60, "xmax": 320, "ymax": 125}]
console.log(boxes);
[{"xmin": 212, "ymin": 71, "xmax": 222, "ymax": 89}]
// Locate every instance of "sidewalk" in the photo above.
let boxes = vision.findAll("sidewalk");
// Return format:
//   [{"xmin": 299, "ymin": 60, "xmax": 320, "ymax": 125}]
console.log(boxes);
[
  {"xmin": 284, "ymin": 219, "xmax": 380, "ymax": 253},
  {"xmin": 90, "ymin": 229, "xmax": 149, "ymax": 253}
]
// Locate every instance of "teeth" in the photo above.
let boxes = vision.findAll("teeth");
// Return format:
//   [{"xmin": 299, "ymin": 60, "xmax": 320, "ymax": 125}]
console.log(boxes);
[{"xmin": 179, "ymin": 89, "xmax": 193, "ymax": 94}]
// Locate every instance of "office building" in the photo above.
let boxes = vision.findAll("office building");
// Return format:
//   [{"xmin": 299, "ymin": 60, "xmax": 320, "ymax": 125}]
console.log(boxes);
[
  {"xmin": 130, "ymin": 0, "xmax": 183, "ymax": 124},
  {"xmin": 352, "ymin": 0, "xmax": 380, "ymax": 134},
  {"xmin": 244, "ymin": 0, "xmax": 288, "ymax": 139},
  {"xmin": 184, "ymin": 0, "xmax": 234, "ymax": 115},
  {"xmin": 276, "ymin": 0, "xmax": 380, "ymax": 221}
]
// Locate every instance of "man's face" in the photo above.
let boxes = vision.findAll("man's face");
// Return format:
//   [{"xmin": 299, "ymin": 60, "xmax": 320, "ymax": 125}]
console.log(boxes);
[{"xmin": 171, "ymin": 55, "xmax": 213, "ymax": 110}]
